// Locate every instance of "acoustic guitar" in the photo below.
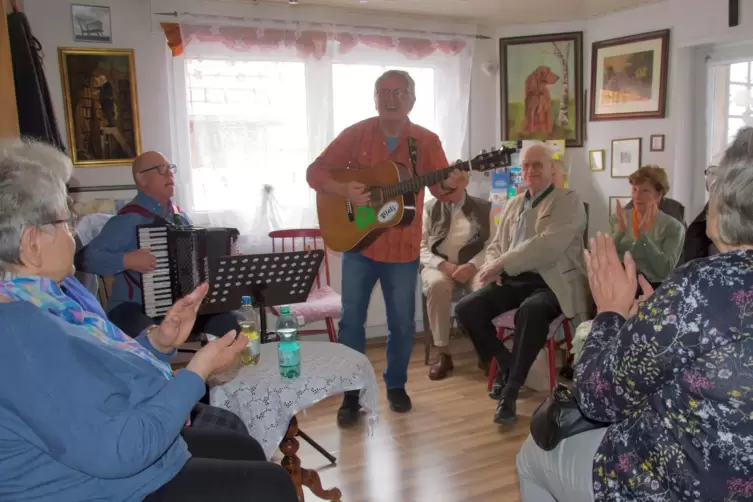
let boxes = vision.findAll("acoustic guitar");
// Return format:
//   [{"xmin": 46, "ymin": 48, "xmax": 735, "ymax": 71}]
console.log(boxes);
[{"xmin": 317, "ymin": 147, "xmax": 516, "ymax": 252}]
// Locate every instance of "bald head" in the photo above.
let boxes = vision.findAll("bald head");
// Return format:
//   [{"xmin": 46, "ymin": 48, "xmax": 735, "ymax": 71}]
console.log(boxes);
[
  {"xmin": 521, "ymin": 144, "xmax": 555, "ymax": 194},
  {"xmin": 132, "ymin": 151, "xmax": 175, "ymax": 204}
]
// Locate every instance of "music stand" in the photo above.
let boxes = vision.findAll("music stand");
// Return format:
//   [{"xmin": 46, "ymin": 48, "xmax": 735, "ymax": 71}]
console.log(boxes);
[
  {"xmin": 207, "ymin": 248, "xmax": 335, "ymax": 464},
  {"xmin": 206, "ymin": 249, "xmax": 325, "ymax": 342}
]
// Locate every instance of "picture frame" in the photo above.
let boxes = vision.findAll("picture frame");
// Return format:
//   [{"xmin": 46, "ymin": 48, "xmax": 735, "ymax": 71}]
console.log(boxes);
[
  {"xmin": 611, "ymin": 137, "xmax": 642, "ymax": 178},
  {"xmin": 71, "ymin": 4, "xmax": 112, "ymax": 43},
  {"xmin": 590, "ymin": 29, "xmax": 670, "ymax": 121},
  {"xmin": 500, "ymin": 31, "xmax": 584, "ymax": 147},
  {"xmin": 59, "ymin": 47, "xmax": 141, "ymax": 167},
  {"xmin": 609, "ymin": 196, "xmax": 632, "ymax": 218},
  {"xmin": 650, "ymin": 133, "xmax": 665, "ymax": 152},
  {"xmin": 589, "ymin": 149, "xmax": 605, "ymax": 171}
]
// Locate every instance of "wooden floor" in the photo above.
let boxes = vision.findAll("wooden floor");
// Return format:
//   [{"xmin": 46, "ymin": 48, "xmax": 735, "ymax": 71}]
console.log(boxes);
[{"xmin": 288, "ymin": 337, "xmax": 548, "ymax": 502}]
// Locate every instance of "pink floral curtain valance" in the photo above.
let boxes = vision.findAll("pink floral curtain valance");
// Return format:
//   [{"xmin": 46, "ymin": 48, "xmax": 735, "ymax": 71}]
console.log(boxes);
[{"xmin": 160, "ymin": 23, "xmax": 468, "ymax": 60}]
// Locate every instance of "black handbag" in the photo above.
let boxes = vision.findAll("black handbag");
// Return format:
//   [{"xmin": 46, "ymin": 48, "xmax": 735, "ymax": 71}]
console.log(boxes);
[{"xmin": 529, "ymin": 383, "xmax": 609, "ymax": 451}]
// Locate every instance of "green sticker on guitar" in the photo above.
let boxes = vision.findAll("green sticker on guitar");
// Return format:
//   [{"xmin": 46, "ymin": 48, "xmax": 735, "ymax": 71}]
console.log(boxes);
[{"xmin": 354, "ymin": 206, "xmax": 376, "ymax": 230}]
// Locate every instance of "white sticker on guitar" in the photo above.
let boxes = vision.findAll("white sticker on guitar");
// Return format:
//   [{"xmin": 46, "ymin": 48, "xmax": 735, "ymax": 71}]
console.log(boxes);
[{"xmin": 377, "ymin": 201, "xmax": 399, "ymax": 223}]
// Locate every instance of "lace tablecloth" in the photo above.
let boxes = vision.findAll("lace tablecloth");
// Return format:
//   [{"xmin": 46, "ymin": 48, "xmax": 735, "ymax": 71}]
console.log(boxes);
[{"xmin": 209, "ymin": 341, "xmax": 380, "ymax": 459}]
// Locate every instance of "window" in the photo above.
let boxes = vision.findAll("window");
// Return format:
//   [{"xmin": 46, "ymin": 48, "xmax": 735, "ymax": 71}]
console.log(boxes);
[
  {"xmin": 184, "ymin": 59, "xmax": 437, "ymax": 214},
  {"xmin": 708, "ymin": 59, "xmax": 753, "ymax": 164},
  {"xmin": 185, "ymin": 59, "xmax": 310, "ymax": 213},
  {"xmin": 332, "ymin": 64, "xmax": 436, "ymax": 136}
]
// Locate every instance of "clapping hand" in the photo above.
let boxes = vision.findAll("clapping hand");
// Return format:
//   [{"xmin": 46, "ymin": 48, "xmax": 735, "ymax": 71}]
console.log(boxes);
[
  {"xmin": 637, "ymin": 203, "xmax": 658, "ymax": 236},
  {"xmin": 615, "ymin": 200, "xmax": 627, "ymax": 234},
  {"xmin": 148, "ymin": 283, "xmax": 209, "ymax": 353},
  {"xmin": 187, "ymin": 331, "xmax": 248, "ymax": 381},
  {"xmin": 584, "ymin": 232, "xmax": 637, "ymax": 319}
]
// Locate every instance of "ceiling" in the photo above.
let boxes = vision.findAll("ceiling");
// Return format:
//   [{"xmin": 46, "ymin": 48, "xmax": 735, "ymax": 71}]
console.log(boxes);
[{"xmin": 246, "ymin": 0, "xmax": 663, "ymax": 25}]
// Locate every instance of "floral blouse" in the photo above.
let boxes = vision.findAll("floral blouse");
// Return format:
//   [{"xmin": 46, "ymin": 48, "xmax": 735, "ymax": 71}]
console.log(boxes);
[{"xmin": 574, "ymin": 251, "xmax": 753, "ymax": 502}]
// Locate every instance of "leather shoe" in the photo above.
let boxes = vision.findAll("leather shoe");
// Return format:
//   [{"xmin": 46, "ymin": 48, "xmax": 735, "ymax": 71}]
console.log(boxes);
[
  {"xmin": 387, "ymin": 388, "xmax": 412, "ymax": 413},
  {"xmin": 429, "ymin": 353, "xmax": 454, "ymax": 380},
  {"xmin": 488, "ymin": 362, "xmax": 508, "ymax": 400},
  {"xmin": 336, "ymin": 391, "xmax": 361, "ymax": 427},
  {"xmin": 494, "ymin": 396, "xmax": 517, "ymax": 425}
]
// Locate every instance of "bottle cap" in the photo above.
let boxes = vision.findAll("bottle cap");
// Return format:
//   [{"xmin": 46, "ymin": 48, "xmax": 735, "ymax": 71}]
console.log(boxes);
[
  {"xmin": 241, "ymin": 295, "xmax": 252, "ymax": 305},
  {"xmin": 280, "ymin": 305, "xmax": 291, "ymax": 315}
]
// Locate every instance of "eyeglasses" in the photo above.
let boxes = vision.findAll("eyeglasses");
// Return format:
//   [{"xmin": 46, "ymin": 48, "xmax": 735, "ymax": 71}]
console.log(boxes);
[
  {"xmin": 376, "ymin": 88, "xmax": 412, "ymax": 100},
  {"xmin": 140, "ymin": 163, "xmax": 177, "ymax": 176},
  {"xmin": 44, "ymin": 217, "xmax": 74, "ymax": 234}
]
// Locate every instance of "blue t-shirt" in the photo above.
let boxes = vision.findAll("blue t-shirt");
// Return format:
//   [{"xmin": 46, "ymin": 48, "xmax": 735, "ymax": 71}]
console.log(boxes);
[{"xmin": 386, "ymin": 136, "xmax": 399, "ymax": 153}]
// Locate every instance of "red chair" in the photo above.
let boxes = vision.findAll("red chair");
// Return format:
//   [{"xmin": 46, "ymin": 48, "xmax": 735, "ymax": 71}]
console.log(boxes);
[
  {"xmin": 268, "ymin": 229, "xmax": 339, "ymax": 343},
  {"xmin": 486, "ymin": 310, "xmax": 573, "ymax": 393}
]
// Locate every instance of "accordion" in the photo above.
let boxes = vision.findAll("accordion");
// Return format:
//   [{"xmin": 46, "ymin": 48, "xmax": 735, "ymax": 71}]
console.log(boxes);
[{"xmin": 136, "ymin": 224, "xmax": 239, "ymax": 318}]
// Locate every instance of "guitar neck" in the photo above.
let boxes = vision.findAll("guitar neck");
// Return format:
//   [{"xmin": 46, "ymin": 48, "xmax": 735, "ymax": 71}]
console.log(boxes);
[{"xmin": 383, "ymin": 163, "xmax": 466, "ymax": 199}]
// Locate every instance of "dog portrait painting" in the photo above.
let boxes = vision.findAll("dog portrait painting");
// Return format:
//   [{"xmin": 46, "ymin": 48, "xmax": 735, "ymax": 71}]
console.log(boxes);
[{"xmin": 500, "ymin": 31, "xmax": 583, "ymax": 147}]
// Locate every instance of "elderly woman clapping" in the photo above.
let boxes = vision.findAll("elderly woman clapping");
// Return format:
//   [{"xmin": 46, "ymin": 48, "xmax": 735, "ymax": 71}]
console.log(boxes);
[
  {"xmin": 0, "ymin": 140, "xmax": 298, "ymax": 502},
  {"xmin": 516, "ymin": 153, "xmax": 753, "ymax": 500}
]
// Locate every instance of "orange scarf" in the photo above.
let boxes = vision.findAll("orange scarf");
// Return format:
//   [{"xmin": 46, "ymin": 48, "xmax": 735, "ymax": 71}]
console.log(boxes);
[{"xmin": 632, "ymin": 208, "xmax": 654, "ymax": 236}]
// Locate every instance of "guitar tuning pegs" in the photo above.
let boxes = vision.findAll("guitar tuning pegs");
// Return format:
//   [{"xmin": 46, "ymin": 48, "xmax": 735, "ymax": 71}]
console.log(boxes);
[{"xmin": 480, "ymin": 149, "xmax": 487, "ymax": 154}]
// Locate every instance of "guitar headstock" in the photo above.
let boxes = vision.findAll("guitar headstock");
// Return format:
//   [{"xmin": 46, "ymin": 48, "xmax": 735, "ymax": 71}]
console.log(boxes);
[{"xmin": 465, "ymin": 146, "xmax": 517, "ymax": 174}]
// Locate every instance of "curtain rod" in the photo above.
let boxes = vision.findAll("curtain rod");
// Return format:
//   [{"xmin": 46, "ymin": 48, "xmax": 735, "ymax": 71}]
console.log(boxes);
[{"xmin": 154, "ymin": 11, "xmax": 491, "ymax": 39}]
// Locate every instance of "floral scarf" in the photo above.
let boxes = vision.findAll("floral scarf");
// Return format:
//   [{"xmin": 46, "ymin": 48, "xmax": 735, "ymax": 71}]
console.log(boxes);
[{"xmin": 0, "ymin": 276, "xmax": 173, "ymax": 379}]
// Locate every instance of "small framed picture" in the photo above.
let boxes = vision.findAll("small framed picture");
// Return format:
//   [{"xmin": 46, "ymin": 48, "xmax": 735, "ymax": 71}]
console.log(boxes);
[
  {"xmin": 611, "ymin": 137, "xmax": 642, "ymax": 178},
  {"xmin": 650, "ymin": 134, "xmax": 665, "ymax": 152},
  {"xmin": 71, "ymin": 4, "xmax": 112, "ymax": 43},
  {"xmin": 609, "ymin": 196, "xmax": 632, "ymax": 218},
  {"xmin": 589, "ymin": 149, "xmax": 605, "ymax": 171}
]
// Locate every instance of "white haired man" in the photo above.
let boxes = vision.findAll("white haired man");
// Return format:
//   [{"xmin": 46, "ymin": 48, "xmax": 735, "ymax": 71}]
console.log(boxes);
[{"xmin": 455, "ymin": 143, "xmax": 590, "ymax": 425}]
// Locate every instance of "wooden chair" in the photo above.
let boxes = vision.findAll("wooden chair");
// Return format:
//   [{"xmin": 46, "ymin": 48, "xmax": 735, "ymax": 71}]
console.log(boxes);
[
  {"xmin": 268, "ymin": 229, "xmax": 339, "ymax": 343},
  {"xmin": 486, "ymin": 310, "xmax": 573, "ymax": 392}
]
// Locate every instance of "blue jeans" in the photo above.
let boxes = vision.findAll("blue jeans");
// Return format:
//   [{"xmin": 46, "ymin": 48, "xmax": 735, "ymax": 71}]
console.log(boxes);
[{"xmin": 339, "ymin": 252, "xmax": 419, "ymax": 389}]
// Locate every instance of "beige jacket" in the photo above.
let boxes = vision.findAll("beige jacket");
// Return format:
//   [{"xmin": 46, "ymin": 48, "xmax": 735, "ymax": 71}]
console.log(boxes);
[{"xmin": 485, "ymin": 187, "xmax": 590, "ymax": 321}]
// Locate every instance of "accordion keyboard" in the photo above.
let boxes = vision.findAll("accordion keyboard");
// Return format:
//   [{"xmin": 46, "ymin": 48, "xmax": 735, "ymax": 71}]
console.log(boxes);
[{"xmin": 137, "ymin": 226, "xmax": 173, "ymax": 317}]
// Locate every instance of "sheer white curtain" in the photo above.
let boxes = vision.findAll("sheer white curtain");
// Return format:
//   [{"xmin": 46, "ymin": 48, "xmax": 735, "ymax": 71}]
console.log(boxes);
[{"xmin": 168, "ymin": 18, "xmax": 474, "ymax": 253}]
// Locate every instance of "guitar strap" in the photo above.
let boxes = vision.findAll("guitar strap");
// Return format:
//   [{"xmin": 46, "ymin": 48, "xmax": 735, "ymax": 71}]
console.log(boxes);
[{"xmin": 407, "ymin": 136, "xmax": 420, "ymax": 193}]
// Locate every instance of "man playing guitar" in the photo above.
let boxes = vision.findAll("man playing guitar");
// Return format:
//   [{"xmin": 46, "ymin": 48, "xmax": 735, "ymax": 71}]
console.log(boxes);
[{"xmin": 307, "ymin": 70, "xmax": 463, "ymax": 426}]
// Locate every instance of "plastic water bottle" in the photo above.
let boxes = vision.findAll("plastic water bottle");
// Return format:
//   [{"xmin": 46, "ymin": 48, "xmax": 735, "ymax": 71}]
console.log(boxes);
[
  {"xmin": 239, "ymin": 296, "xmax": 261, "ymax": 366},
  {"xmin": 276, "ymin": 305, "xmax": 300, "ymax": 379}
]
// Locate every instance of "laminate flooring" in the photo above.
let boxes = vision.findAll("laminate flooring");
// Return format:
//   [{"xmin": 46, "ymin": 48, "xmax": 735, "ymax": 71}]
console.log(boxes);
[{"xmin": 287, "ymin": 337, "xmax": 549, "ymax": 502}]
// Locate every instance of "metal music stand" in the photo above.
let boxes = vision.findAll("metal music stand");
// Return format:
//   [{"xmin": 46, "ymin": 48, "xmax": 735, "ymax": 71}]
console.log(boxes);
[
  {"xmin": 207, "ymin": 249, "xmax": 336, "ymax": 464},
  {"xmin": 206, "ymin": 249, "xmax": 325, "ymax": 340}
]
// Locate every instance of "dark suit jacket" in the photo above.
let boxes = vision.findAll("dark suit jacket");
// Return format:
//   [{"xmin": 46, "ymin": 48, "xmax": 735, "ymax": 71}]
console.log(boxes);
[{"xmin": 679, "ymin": 203, "xmax": 716, "ymax": 266}]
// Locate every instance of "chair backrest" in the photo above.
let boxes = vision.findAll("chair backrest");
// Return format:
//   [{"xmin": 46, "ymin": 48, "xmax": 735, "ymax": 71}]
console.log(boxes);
[
  {"xmin": 268, "ymin": 229, "xmax": 331, "ymax": 289},
  {"xmin": 583, "ymin": 202, "xmax": 590, "ymax": 247}
]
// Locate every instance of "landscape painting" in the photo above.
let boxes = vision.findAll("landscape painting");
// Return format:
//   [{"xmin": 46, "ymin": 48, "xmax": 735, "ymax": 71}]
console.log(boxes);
[
  {"xmin": 590, "ymin": 29, "xmax": 670, "ymax": 121},
  {"xmin": 500, "ymin": 31, "xmax": 583, "ymax": 148}
]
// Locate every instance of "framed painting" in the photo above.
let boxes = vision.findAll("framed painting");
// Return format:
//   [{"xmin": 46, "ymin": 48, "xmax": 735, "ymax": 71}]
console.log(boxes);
[
  {"xmin": 71, "ymin": 4, "xmax": 112, "ymax": 43},
  {"xmin": 590, "ymin": 29, "xmax": 670, "ymax": 121},
  {"xmin": 650, "ymin": 133, "xmax": 665, "ymax": 151},
  {"xmin": 59, "ymin": 47, "xmax": 141, "ymax": 167},
  {"xmin": 500, "ymin": 31, "xmax": 584, "ymax": 147},
  {"xmin": 589, "ymin": 149, "xmax": 605, "ymax": 171},
  {"xmin": 611, "ymin": 137, "xmax": 642, "ymax": 178}
]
